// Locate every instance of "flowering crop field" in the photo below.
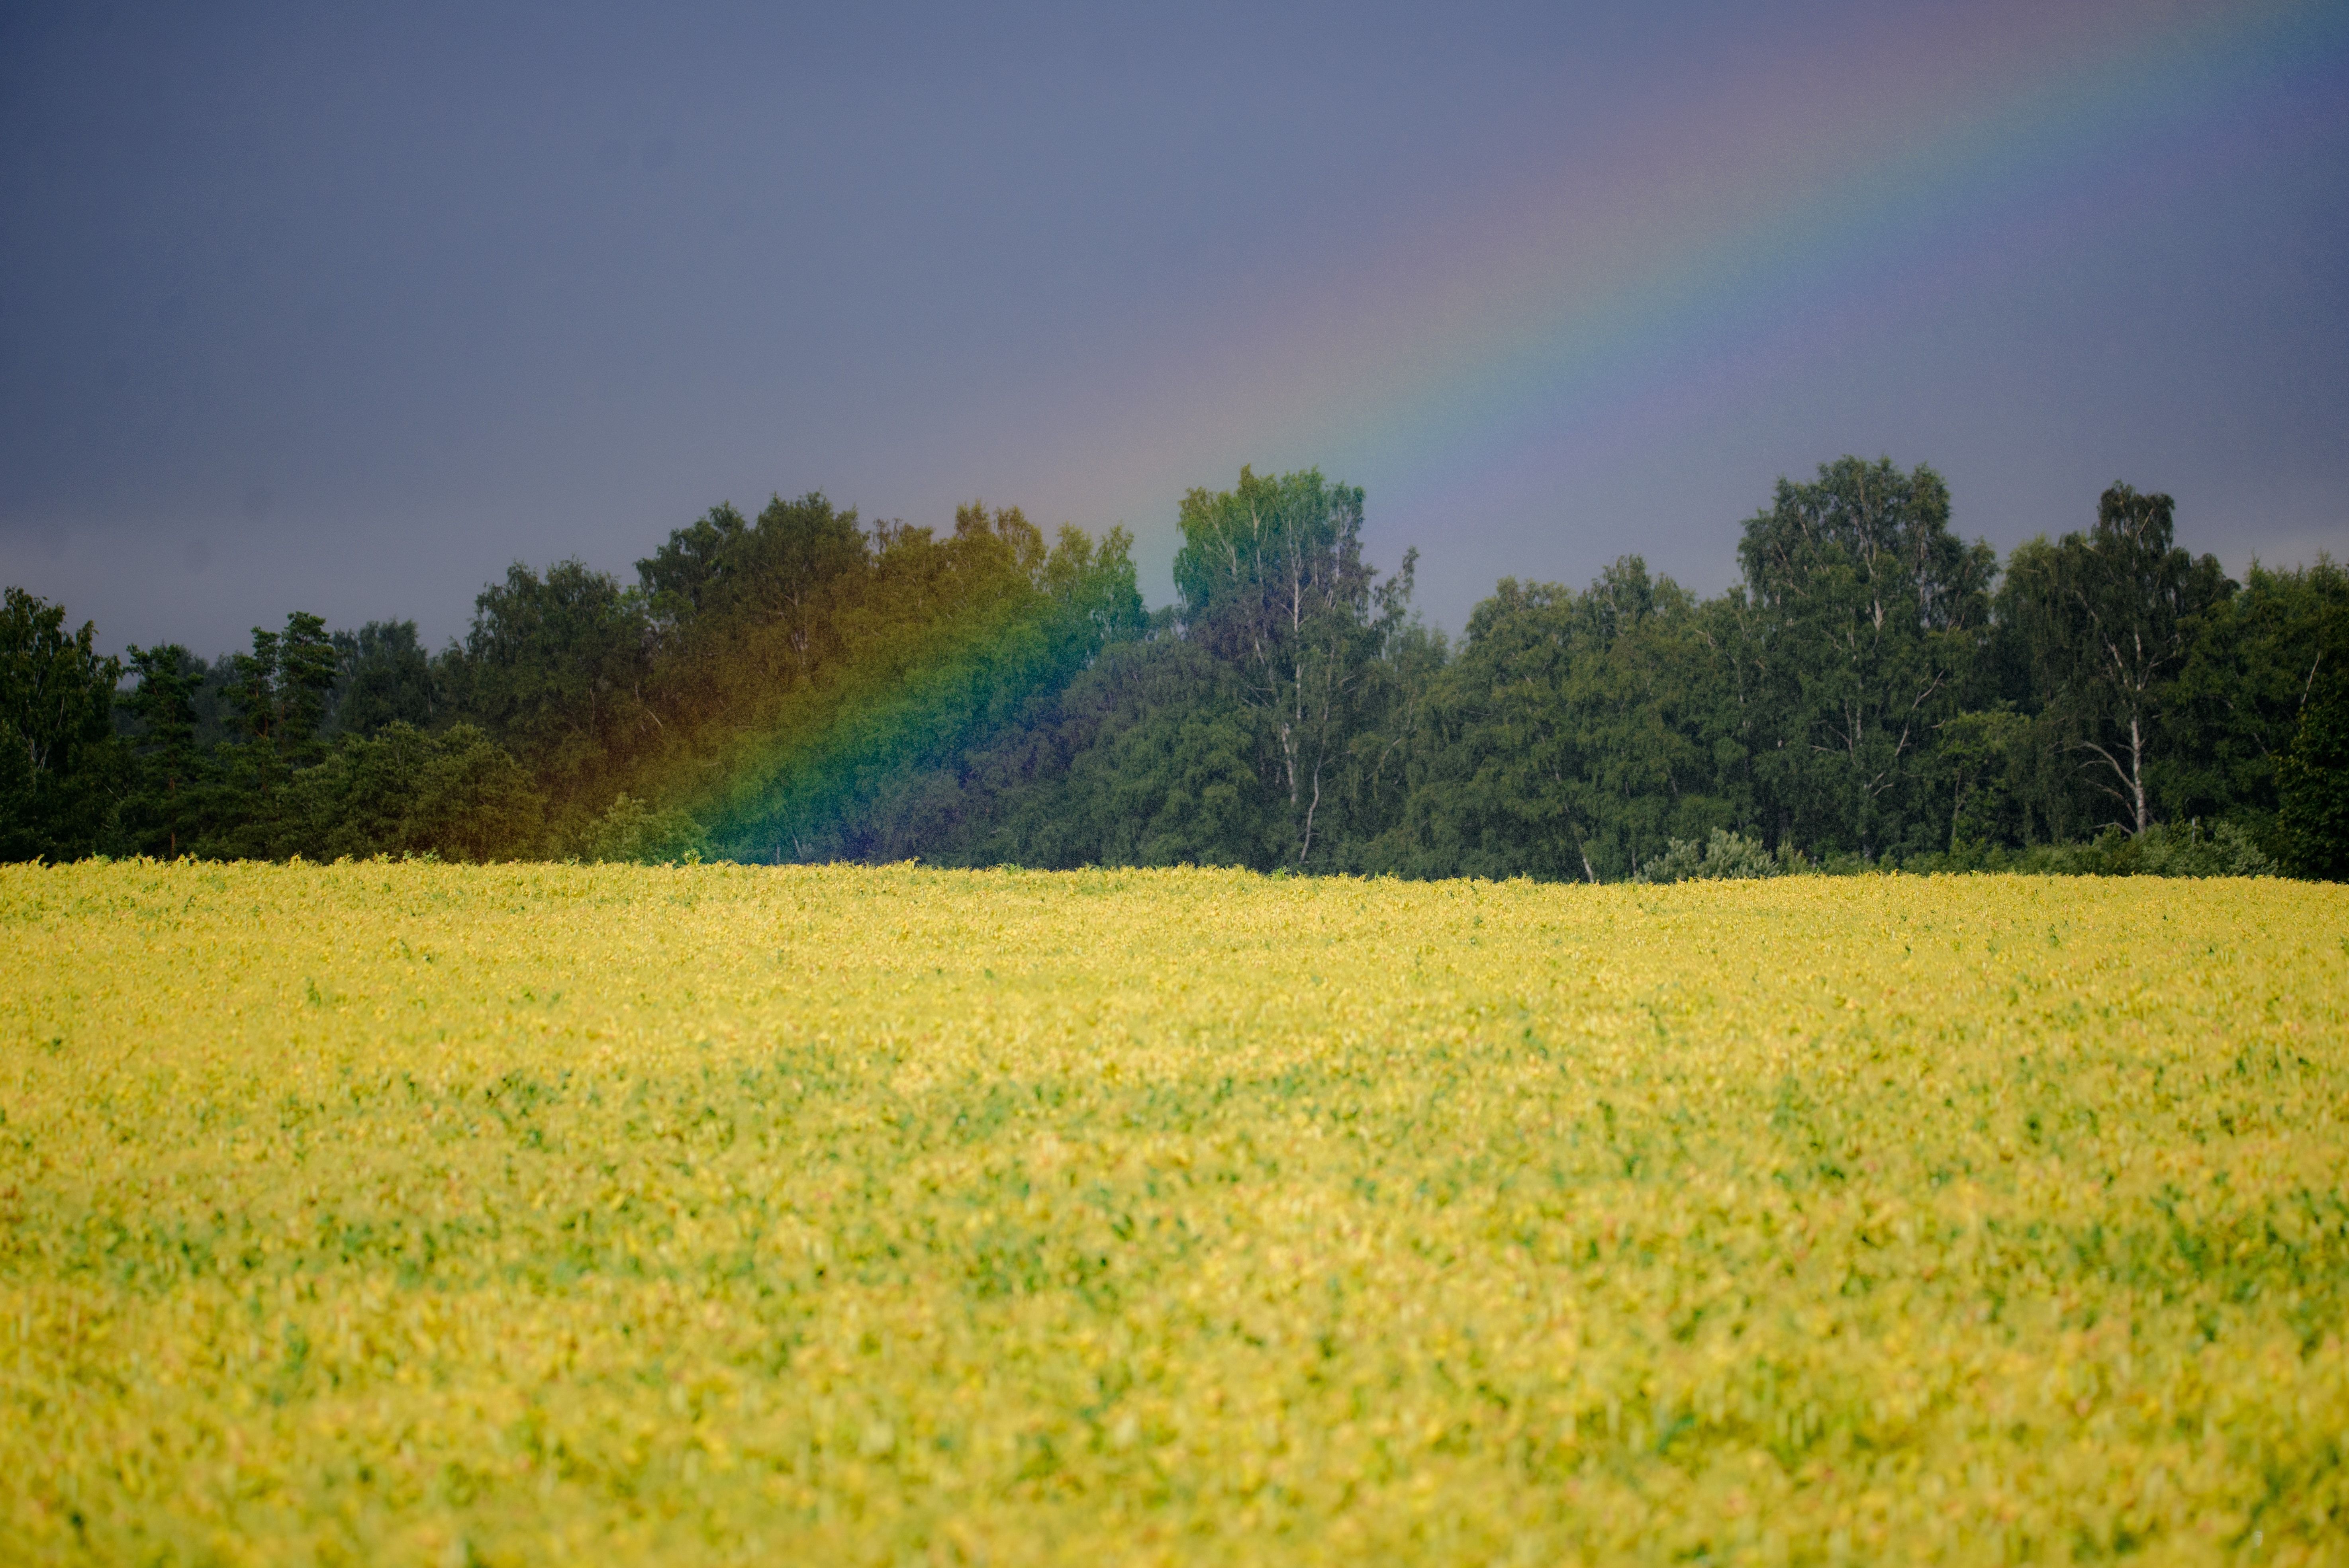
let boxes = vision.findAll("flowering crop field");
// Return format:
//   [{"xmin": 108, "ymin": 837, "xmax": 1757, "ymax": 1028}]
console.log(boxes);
[{"xmin": 3, "ymin": 863, "xmax": 2345, "ymax": 1566}]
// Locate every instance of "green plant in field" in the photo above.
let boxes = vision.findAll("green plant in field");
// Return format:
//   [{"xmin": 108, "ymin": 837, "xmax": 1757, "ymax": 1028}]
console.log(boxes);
[
  {"xmin": 1, "ymin": 862, "xmax": 2343, "ymax": 1564},
  {"xmin": 1635, "ymin": 827, "xmax": 1781, "ymax": 882},
  {"xmin": 563, "ymin": 790, "xmax": 709, "ymax": 864}
]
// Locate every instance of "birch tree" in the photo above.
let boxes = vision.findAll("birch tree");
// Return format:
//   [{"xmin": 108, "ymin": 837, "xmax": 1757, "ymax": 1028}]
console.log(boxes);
[
  {"xmin": 1731, "ymin": 457, "xmax": 1995, "ymax": 858},
  {"xmin": 2001, "ymin": 483, "xmax": 2229, "ymax": 835},
  {"xmin": 1171, "ymin": 467, "xmax": 1408, "ymax": 866}
]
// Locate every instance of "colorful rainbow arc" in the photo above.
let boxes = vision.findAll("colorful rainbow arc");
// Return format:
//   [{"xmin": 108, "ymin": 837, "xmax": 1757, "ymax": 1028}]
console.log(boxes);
[{"xmin": 1074, "ymin": 0, "xmax": 2345, "ymax": 532}]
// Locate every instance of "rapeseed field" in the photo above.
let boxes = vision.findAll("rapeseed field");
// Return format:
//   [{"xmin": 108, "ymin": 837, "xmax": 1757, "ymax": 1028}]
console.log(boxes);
[{"xmin": 2, "ymin": 861, "xmax": 2344, "ymax": 1566}]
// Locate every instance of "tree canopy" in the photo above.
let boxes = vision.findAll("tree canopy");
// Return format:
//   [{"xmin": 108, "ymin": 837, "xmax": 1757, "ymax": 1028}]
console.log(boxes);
[{"xmin": 9, "ymin": 458, "xmax": 2343, "ymax": 877}]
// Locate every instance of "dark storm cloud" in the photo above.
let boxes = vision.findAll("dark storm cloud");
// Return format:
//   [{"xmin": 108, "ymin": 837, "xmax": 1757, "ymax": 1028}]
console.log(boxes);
[{"xmin": 2, "ymin": 0, "xmax": 2344, "ymax": 656}]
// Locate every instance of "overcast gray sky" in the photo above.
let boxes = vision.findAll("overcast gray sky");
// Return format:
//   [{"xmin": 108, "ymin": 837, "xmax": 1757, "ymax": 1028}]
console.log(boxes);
[{"xmin": 4, "ymin": 0, "xmax": 2345, "ymax": 656}]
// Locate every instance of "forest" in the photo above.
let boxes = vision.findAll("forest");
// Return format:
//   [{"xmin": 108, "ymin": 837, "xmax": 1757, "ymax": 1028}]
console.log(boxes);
[{"xmin": 5, "ymin": 457, "xmax": 2346, "ymax": 879}]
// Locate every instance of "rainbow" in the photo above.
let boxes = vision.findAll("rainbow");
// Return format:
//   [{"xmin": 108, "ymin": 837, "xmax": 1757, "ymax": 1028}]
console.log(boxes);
[
  {"xmin": 1017, "ymin": 0, "xmax": 2345, "ymax": 577},
  {"xmin": 664, "ymin": 0, "xmax": 2346, "ymax": 852}
]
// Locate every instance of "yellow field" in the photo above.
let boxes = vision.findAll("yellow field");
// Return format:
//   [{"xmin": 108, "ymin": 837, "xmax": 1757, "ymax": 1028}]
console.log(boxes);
[{"xmin": 2, "ymin": 863, "xmax": 2344, "ymax": 1566}]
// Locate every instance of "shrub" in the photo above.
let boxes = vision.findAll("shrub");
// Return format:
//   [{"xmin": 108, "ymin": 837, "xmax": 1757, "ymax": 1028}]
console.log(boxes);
[
  {"xmin": 1637, "ymin": 828, "xmax": 1781, "ymax": 883},
  {"xmin": 566, "ymin": 792, "xmax": 709, "ymax": 864}
]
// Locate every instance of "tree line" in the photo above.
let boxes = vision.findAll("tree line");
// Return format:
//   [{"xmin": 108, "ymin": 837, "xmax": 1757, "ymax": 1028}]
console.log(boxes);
[{"xmin": 5, "ymin": 456, "xmax": 2345, "ymax": 877}]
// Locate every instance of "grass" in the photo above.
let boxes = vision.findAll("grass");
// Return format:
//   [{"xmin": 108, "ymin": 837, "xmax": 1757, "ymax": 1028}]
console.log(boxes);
[{"xmin": 2, "ymin": 861, "xmax": 2345, "ymax": 1564}]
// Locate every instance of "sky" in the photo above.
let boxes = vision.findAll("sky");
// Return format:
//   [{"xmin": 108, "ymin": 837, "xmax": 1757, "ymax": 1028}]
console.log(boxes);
[{"xmin": 3, "ymin": 0, "xmax": 2345, "ymax": 656}]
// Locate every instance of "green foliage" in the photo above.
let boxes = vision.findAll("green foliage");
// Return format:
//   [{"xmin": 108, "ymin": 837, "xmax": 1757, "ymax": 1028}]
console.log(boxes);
[
  {"xmin": 676, "ymin": 504, "xmax": 1146, "ymax": 862},
  {"xmin": 0, "ymin": 586, "xmax": 121, "ymax": 861},
  {"xmin": 1929, "ymin": 707, "xmax": 2031, "ymax": 853},
  {"xmin": 563, "ymin": 791, "xmax": 707, "ymax": 865},
  {"xmin": 174, "ymin": 616, "xmax": 345, "ymax": 858},
  {"xmin": 2166, "ymin": 556, "xmax": 2349, "ymax": 827},
  {"xmin": 982, "ymin": 638, "xmax": 1269, "ymax": 869},
  {"xmin": 7, "ymin": 458, "xmax": 2342, "ymax": 880},
  {"xmin": 1729, "ymin": 456, "xmax": 1996, "ymax": 859},
  {"xmin": 360, "ymin": 722, "xmax": 545, "ymax": 862},
  {"xmin": 118, "ymin": 642, "xmax": 205, "ymax": 858},
  {"xmin": 1173, "ymin": 466, "xmax": 1416, "ymax": 866},
  {"xmin": 1998, "ymin": 484, "xmax": 2232, "ymax": 837},
  {"xmin": 97, "ymin": 614, "xmax": 541, "ymax": 863},
  {"xmin": 1899, "ymin": 820, "xmax": 2275, "ymax": 877},
  {"xmin": 1062, "ymin": 650, "xmax": 1272, "ymax": 868},
  {"xmin": 2102, "ymin": 820, "xmax": 2275, "ymax": 877},
  {"xmin": 1371, "ymin": 559, "xmax": 1729, "ymax": 881},
  {"xmin": 439, "ymin": 560, "xmax": 653, "ymax": 820},
  {"xmin": 226, "ymin": 611, "xmax": 338, "ymax": 765},
  {"xmin": 2278, "ymin": 673, "xmax": 2349, "ymax": 879},
  {"xmin": 638, "ymin": 492, "xmax": 866, "ymax": 656},
  {"xmin": 329, "ymin": 620, "xmax": 436, "ymax": 738},
  {"xmin": 1635, "ymin": 828, "xmax": 1785, "ymax": 883},
  {"xmin": 211, "ymin": 722, "xmax": 545, "ymax": 863}
]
